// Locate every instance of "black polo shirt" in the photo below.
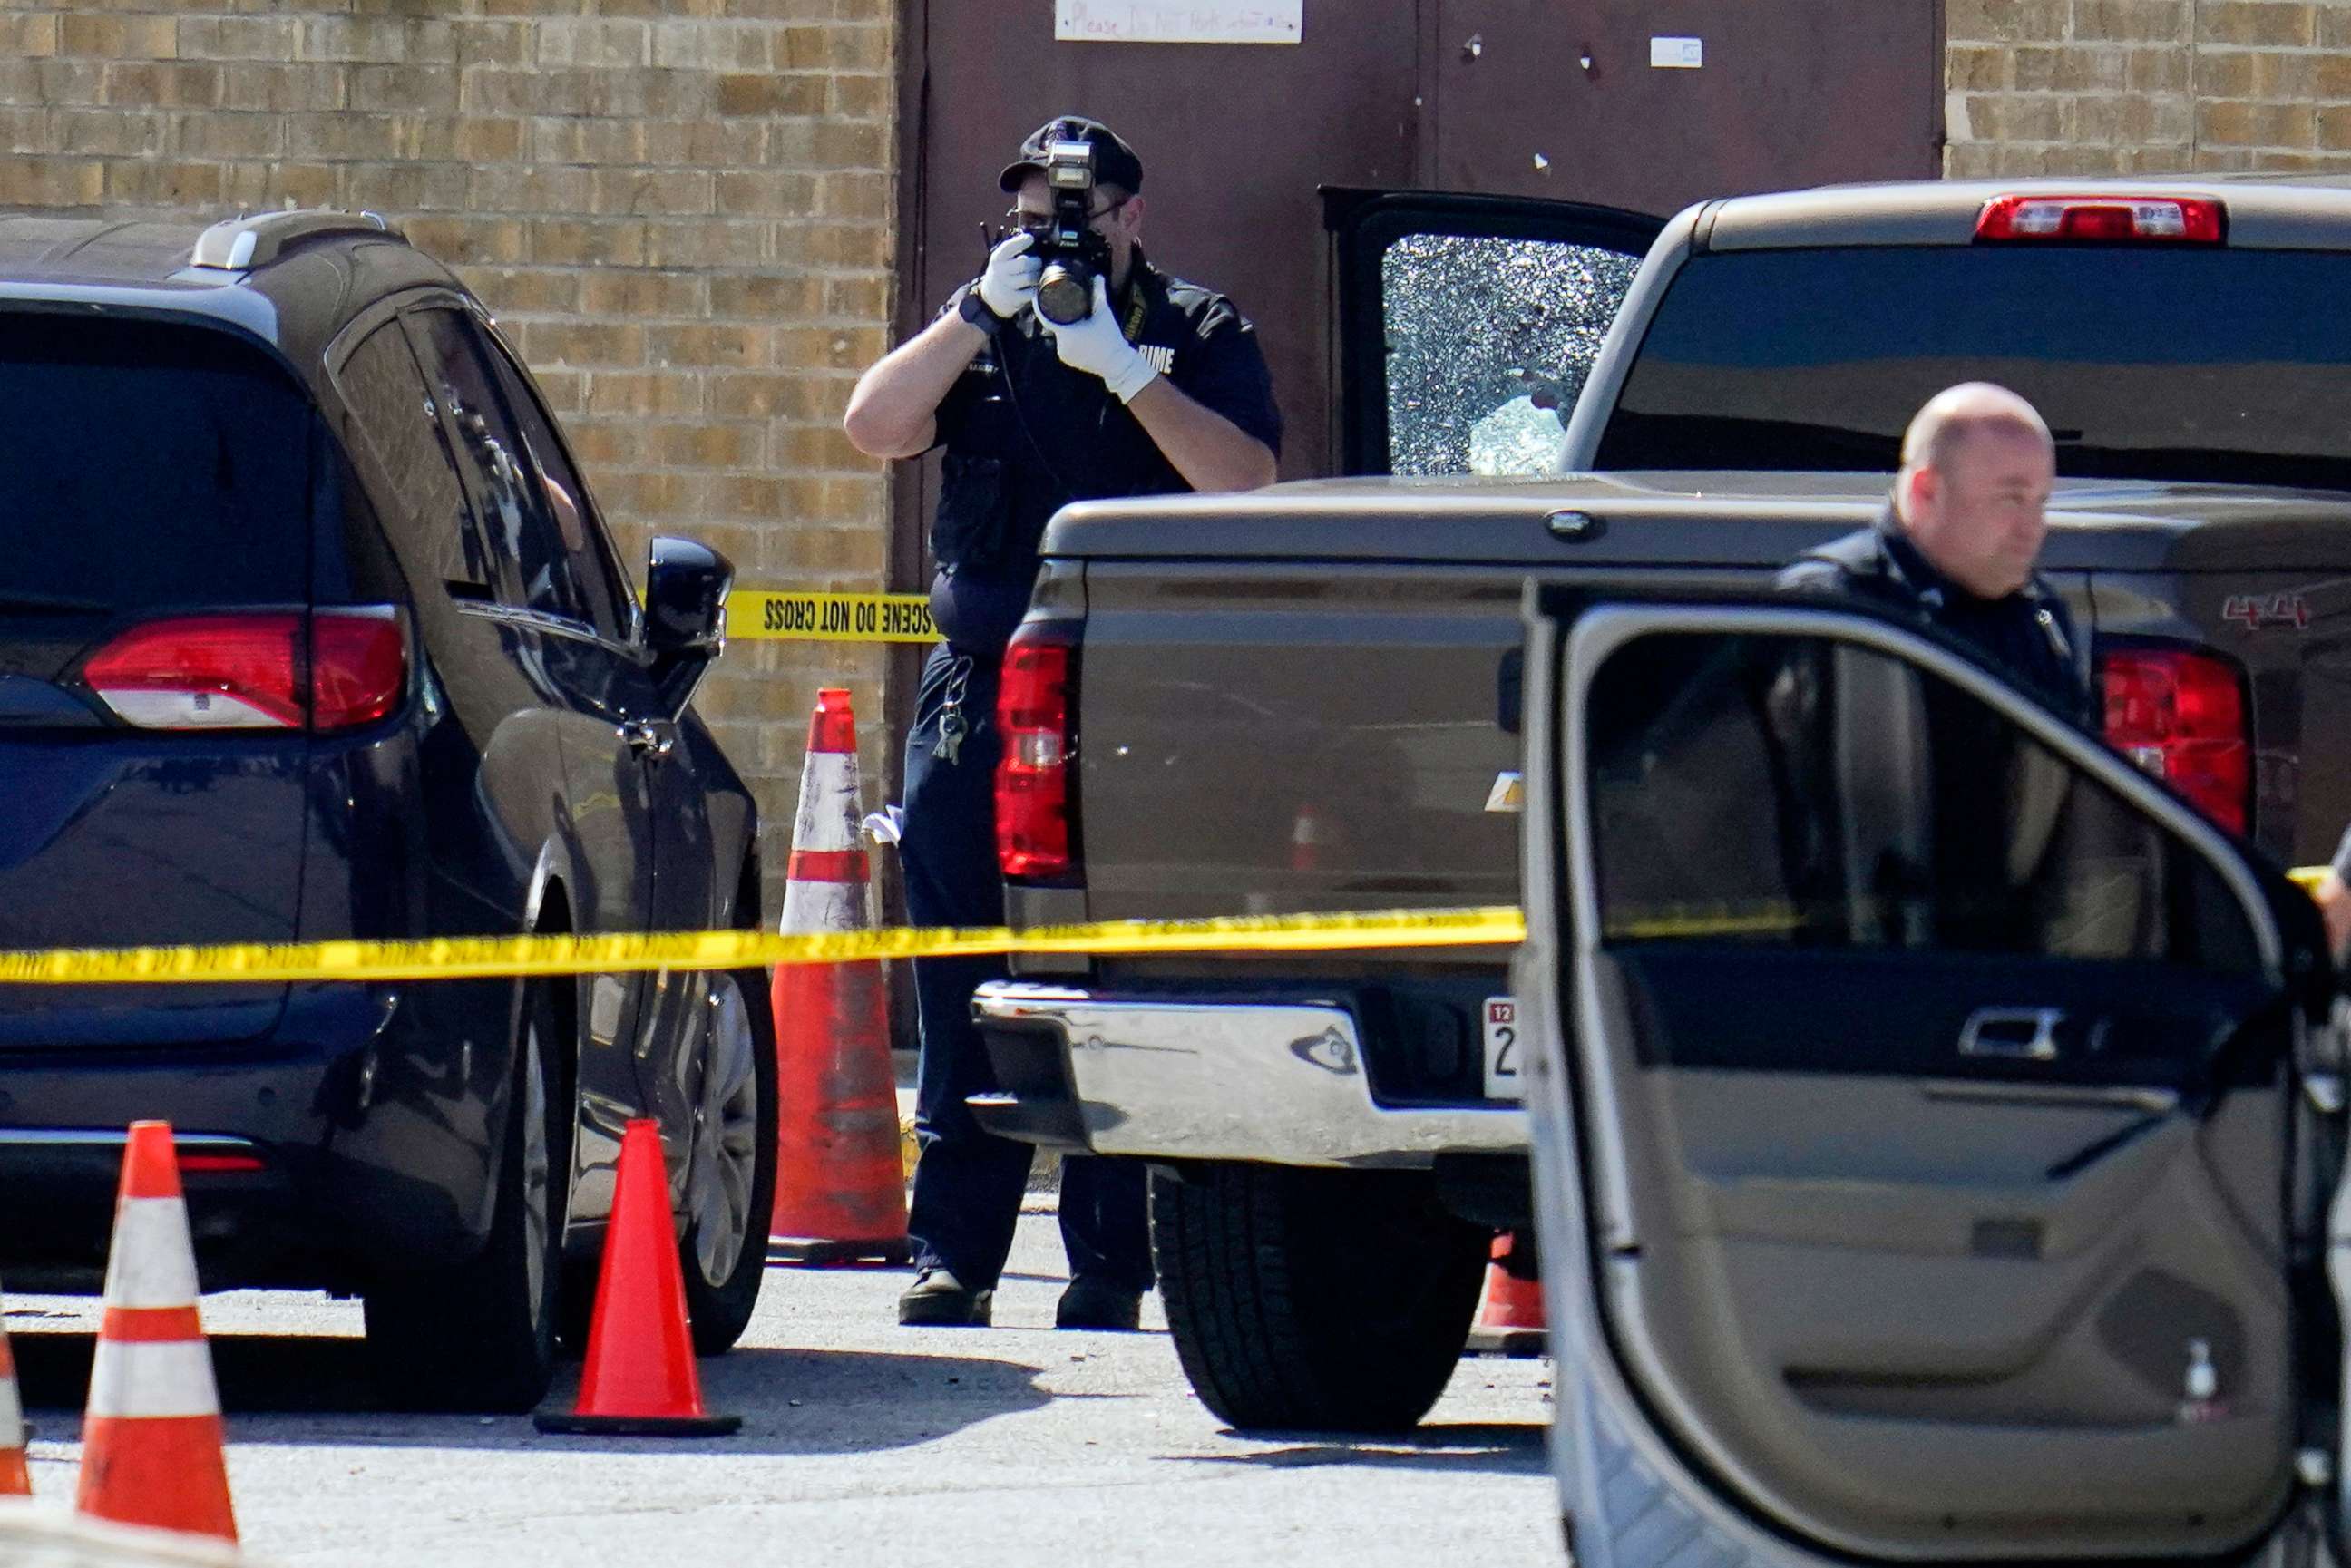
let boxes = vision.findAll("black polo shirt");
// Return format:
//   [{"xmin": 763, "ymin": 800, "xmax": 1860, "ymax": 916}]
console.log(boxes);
[{"xmin": 928, "ymin": 251, "xmax": 1283, "ymax": 654}]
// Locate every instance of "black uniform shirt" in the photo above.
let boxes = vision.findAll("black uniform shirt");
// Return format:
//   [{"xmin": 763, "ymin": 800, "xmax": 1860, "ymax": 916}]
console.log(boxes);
[
  {"xmin": 1779, "ymin": 510, "xmax": 2092, "ymax": 723},
  {"xmin": 928, "ymin": 250, "xmax": 1283, "ymax": 653}
]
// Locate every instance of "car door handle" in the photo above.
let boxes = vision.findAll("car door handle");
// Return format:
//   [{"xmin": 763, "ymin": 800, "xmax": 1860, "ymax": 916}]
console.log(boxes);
[
  {"xmin": 621, "ymin": 718, "xmax": 676, "ymax": 759},
  {"xmin": 1960, "ymin": 1007, "xmax": 2066, "ymax": 1060}
]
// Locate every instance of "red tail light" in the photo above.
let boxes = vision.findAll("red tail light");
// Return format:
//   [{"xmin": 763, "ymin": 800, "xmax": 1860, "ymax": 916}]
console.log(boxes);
[
  {"xmin": 996, "ymin": 624, "xmax": 1080, "ymax": 882},
  {"xmin": 2101, "ymin": 647, "xmax": 2249, "ymax": 833},
  {"xmin": 82, "ymin": 607, "xmax": 406, "ymax": 734},
  {"xmin": 307, "ymin": 608, "xmax": 407, "ymax": 730},
  {"xmin": 1976, "ymin": 195, "xmax": 2224, "ymax": 244}
]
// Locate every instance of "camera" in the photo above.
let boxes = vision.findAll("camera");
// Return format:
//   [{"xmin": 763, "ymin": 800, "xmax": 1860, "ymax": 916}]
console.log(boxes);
[{"xmin": 1028, "ymin": 138, "xmax": 1112, "ymax": 326}]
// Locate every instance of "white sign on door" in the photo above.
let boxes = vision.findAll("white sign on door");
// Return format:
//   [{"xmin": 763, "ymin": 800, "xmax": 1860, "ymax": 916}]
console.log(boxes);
[{"xmin": 1056, "ymin": 1, "xmax": 1305, "ymax": 45}]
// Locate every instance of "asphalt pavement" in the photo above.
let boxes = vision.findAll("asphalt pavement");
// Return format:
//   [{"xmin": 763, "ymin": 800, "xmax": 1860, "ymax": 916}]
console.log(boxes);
[{"xmin": 7, "ymin": 1210, "xmax": 1559, "ymax": 1566}]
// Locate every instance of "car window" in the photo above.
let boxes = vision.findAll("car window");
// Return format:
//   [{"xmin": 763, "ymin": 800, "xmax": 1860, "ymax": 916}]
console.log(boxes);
[
  {"xmin": 1383, "ymin": 235, "xmax": 1641, "ymax": 477},
  {"xmin": 335, "ymin": 319, "xmax": 493, "ymax": 593},
  {"xmin": 1, "ymin": 315, "xmax": 312, "ymax": 615},
  {"xmin": 402, "ymin": 308, "xmax": 600, "ymax": 630},
  {"xmin": 1583, "ymin": 628, "xmax": 2261, "ymax": 975},
  {"xmin": 1595, "ymin": 247, "xmax": 2351, "ymax": 488},
  {"xmin": 474, "ymin": 330, "xmax": 636, "ymax": 643}
]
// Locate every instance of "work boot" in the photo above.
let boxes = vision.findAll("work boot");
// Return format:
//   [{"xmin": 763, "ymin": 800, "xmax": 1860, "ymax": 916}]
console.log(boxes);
[
  {"xmin": 899, "ymin": 1267, "xmax": 993, "ymax": 1327},
  {"xmin": 1055, "ymin": 1275, "xmax": 1144, "ymax": 1331}
]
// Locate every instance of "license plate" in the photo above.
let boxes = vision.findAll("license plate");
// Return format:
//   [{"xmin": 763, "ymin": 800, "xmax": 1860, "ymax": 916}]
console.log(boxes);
[{"xmin": 1482, "ymin": 996, "xmax": 1523, "ymax": 1101}]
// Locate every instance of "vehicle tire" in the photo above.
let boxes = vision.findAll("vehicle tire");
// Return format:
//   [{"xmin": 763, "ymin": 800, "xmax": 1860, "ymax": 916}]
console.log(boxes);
[
  {"xmin": 364, "ymin": 979, "xmax": 570, "ymax": 1413},
  {"xmin": 678, "ymin": 965, "xmax": 778, "ymax": 1354},
  {"xmin": 1151, "ymin": 1161, "xmax": 1488, "ymax": 1434}
]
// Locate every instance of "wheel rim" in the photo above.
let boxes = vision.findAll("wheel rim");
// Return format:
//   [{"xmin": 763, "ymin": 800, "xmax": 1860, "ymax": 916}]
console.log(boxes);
[
  {"xmin": 689, "ymin": 975, "xmax": 760, "ymax": 1287},
  {"xmin": 522, "ymin": 1015, "xmax": 551, "ymax": 1320}
]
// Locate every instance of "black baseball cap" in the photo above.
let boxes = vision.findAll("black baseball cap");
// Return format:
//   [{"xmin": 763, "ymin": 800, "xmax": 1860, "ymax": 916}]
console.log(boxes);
[{"xmin": 997, "ymin": 115, "xmax": 1145, "ymax": 196}]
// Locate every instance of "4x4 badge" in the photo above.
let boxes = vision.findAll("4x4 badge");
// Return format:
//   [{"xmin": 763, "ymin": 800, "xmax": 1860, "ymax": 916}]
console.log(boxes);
[{"xmin": 2223, "ymin": 593, "xmax": 2309, "ymax": 631}]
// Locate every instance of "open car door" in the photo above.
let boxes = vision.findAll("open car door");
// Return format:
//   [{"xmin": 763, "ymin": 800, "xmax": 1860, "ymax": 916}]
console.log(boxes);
[
  {"xmin": 1322, "ymin": 190, "xmax": 1662, "ymax": 476},
  {"xmin": 1515, "ymin": 586, "xmax": 2344, "ymax": 1566}
]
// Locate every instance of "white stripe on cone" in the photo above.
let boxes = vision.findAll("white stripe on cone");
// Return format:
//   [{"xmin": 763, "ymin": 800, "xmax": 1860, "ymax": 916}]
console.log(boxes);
[
  {"xmin": 86, "ymin": 1340, "xmax": 220, "ymax": 1419},
  {"xmin": 789, "ymin": 755, "xmax": 863, "ymax": 854},
  {"xmin": 780, "ymin": 880, "xmax": 869, "ymax": 935},
  {"xmin": 100, "ymin": 1200, "xmax": 201, "ymax": 1309},
  {"xmin": 0, "ymin": 1367, "xmax": 21, "ymax": 1443}
]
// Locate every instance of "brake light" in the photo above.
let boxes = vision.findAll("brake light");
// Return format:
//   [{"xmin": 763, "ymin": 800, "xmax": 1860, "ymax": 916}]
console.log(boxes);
[
  {"xmin": 2101, "ymin": 647, "xmax": 2249, "ymax": 833},
  {"xmin": 1976, "ymin": 195, "xmax": 2224, "ymax": 244},
  {"xmin": 308, "ymin": 608, "xmax": 407, "ymax": 730},
  {"xmin": 995, "ymin": 625, "xmax": 1080, "ymax": 882},
  {"xmin": 82, "ymin": 608, "xmax": 406, "ymax": 734}
]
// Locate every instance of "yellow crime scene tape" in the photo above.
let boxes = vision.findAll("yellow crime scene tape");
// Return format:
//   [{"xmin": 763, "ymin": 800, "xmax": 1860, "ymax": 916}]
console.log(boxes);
[
  {"xmin": 727, "ymin": 589, "xmax": 940, "ymax": 644},
  {"xmin": 0, "ymin": 871, "xmax": 2332, "ymax": 987},
  {"xmin": 0, "ymin": 907, "xmax": 1527, "ymax": 987}
]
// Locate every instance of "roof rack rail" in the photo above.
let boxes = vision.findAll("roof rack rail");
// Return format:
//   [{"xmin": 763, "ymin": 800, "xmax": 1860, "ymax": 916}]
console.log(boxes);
[{"xmin": 188, "ymin": 209, "xmax": 405, "ymax": 272}]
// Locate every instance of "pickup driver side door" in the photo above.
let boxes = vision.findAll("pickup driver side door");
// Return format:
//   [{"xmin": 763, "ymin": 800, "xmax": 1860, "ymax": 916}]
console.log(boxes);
[
  {"xmin": 1322, "ymin": 190, "xmax": 1663, "ymax": 476},
  {"xmin": 1516, "ymin": 589, "xmax": 2339, "ymax": 1565}
]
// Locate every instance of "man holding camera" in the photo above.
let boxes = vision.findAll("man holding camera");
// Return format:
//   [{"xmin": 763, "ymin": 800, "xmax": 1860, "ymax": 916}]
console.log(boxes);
[{"xmin": 844, "ymin": 116, "xmax": 1282, "ymax": 1329}]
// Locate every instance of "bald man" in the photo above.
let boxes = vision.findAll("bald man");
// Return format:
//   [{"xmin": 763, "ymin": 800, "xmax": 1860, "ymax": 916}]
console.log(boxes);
[{"xmin": 1781, "ymin": 383, "xmax": 2091, "ymax": 719}]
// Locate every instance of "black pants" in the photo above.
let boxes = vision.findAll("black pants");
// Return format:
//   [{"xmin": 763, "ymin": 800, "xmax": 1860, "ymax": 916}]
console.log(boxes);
[{"xmin": 899, "ymin": 641, "xmax": 1154, "ymax": 1295}]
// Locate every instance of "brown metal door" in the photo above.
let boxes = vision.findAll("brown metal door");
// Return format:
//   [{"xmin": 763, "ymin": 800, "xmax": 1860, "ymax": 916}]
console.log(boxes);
[
  {"xmin": 899, "ymin": 1, "xmax": 1940, "ymax": 495},
  {"xmin": 1432, "ymin": 0, "xmax": 1940, "ymax": 207}
]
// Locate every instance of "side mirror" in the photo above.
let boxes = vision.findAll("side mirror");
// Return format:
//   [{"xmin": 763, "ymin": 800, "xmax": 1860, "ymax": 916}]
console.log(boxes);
[{"xmin": 643, "ymin": 535, "xmax": 732, "ymax": 718}]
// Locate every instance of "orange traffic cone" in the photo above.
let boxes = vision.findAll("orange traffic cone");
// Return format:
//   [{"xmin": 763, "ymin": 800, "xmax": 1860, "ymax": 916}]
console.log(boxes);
[
  {"xmin": 768, "ymin": 688, "xmax": 911, "ymax": 1266},
  {"xmin": 0, "ymin": 1273, "xmax": 26, "ymax": 1497},
  {"xmin": 535, "ymin": 1119, "xmax": 740, "ymax": 1437},
  {"xmin": 76, "ymin": 1121, "xmax": 236, "ymax": 1541},
  {"xmin": 1465, "ymin": 1230, "xmax": 1546, "ymax": 1358}
]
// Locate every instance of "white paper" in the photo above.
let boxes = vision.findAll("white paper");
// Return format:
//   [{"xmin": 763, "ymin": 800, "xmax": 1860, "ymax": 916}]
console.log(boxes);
[
  {"xmin": 1056, "ymin": 1, "xmax": 1304, "ymax": 44},
  {"xmin": 1650, "ymin": 35, "xmax": 1703, "ymax": 68}
]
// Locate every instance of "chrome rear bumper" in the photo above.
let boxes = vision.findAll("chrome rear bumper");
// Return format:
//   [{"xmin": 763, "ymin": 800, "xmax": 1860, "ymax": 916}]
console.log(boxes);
[{"xmin": 969, "ymin": 983, "xmax": 1527, "ymax": 1168}]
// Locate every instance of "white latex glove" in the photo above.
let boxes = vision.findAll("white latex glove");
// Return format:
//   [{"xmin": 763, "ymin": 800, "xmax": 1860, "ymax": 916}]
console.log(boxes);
[
  {"xmin": 1041, "ymin": 276, "xmax": 1159, "ymax": 404},
  {"xmin": 976, "ymin": 232, "xmax": 1041, "ymax": 321}
]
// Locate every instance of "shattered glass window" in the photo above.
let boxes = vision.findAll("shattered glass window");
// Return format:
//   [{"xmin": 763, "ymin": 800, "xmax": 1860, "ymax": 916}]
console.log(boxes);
[{"xmin": 1382, "ymin": 235, "xmax": 1640, "ymax": 476}]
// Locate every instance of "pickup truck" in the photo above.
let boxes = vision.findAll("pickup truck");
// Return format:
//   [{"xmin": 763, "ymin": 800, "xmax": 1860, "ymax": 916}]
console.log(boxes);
[{"xmin": 967, "ymin": 177, "xmax": 2351, "ymax": 1433}]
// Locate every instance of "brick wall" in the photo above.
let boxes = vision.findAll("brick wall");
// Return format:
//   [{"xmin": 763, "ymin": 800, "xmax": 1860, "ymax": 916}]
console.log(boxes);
[
  {"xmin": 1947, "ymin": 0, "xmax": 2351, "ymax": 174},
  {"xmin": 0, "ymin": 2, "xmax": 900, "ymax": 919}
]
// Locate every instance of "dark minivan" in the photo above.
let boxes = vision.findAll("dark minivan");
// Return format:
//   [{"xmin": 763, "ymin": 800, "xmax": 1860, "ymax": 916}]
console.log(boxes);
[{"xmin": 0, "ymin": 210, "xmax": 776, "ymax": 1412}]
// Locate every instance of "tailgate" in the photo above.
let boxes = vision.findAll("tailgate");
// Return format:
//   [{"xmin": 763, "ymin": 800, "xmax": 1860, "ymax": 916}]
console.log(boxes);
[
  {"xmin": 0, "ymin": 313, "xmax": 316, "ymax": 1047},
  {"xmin": 1080, "ymin": 561, "xmax": 1527, "ymax": 931},
  {"xmin": 1070, "ymin": 557, "xmax": 1736, "ymax": 986}
]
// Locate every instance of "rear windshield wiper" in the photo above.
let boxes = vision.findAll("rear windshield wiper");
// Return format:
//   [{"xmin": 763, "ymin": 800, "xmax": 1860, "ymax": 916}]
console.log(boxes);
[{"xmin": 0, "ymin": 591, "xmax": 112, "ymax": 615}]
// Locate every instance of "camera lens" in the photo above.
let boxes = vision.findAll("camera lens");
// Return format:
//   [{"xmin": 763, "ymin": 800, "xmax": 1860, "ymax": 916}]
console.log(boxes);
[{"xmin": 1037, "ymin": 264, "xmax": 1093, "ymax": 326}]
